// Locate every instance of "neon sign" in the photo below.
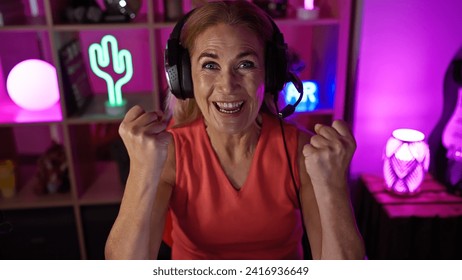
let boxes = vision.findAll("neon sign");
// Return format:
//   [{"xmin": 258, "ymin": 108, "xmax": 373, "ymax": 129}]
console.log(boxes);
[
  {"xmin": 88, "ymin": 34, "xmax": 133, "ymax": 114},
  {"xmin": 284, "ymin": 80, "xmax": 319, "ymax": 112}
]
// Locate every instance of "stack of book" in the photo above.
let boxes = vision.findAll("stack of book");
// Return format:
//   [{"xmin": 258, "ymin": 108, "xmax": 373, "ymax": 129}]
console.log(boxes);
[{"xmin": 0, "ymin": 0, "xmax": 26, "ymax": 26}]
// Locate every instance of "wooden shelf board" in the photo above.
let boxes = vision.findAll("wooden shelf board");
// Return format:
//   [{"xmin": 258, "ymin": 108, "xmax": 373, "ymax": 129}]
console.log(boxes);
[
  {"xmin": 275, "ymin": 18, "xmax": 339, "ymax": 26},
  {"xmin": 78, "ymin": 161, "xmax": 123, "ymax": 206},
  {"xmin": 152, "ymin": 18, "xmax": 338, "ymax": 29},
  {"xmin": 153, "ymin": 22, "xmax": 175, "ymax": 29},
  {"xmin": 65, "ymin": 93, "xmax": 154, "ymax": 124},
  {"xmin": 0, "ymin": 17, "xmax": 48, "ymax": 31},
  {"xmin": 52, "ymin": 15, "xmax": 150, "ymax": 31},
  {"xmin": 0, "ymin": 102, "xmax": 63, "ymax": 125}
]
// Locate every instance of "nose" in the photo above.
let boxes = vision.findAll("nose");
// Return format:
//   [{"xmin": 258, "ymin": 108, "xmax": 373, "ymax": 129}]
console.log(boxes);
[{"xmin": 216, "ymin": 67, "xmax": 239, "ymax": 94}]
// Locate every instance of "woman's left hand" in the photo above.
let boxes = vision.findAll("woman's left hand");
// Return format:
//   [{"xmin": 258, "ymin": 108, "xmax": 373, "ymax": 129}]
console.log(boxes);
[{"xmin": 302, "ymin": 120, "xmax": 356, "ymax": 191}]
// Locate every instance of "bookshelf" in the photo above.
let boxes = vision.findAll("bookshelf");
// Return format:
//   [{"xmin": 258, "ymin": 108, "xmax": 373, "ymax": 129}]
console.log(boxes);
[{"xmin": 0, "ymin": 0, "xmax": 354, "ymax": 259}]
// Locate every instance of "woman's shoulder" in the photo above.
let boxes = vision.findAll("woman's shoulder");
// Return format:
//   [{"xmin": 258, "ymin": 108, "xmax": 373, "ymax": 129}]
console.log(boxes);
[{"xmin": 167, "ymin": 116, "xmax": 203, "ymax": 133}]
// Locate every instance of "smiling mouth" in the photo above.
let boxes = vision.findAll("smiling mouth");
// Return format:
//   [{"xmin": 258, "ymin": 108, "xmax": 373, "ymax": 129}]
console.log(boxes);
[{"xmin": 213, "ymin": 101, "xmax": 245, "ymax": 114}]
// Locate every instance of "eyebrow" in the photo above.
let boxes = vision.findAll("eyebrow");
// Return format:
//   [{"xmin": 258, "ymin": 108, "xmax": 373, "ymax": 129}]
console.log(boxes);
[
  {"xmin": 196, "ymin": 50, "xmax": 259, "ymax": 62},
  {"xmin": 197, "ymin": 52, "xmax": 218, "ymax": 61}
]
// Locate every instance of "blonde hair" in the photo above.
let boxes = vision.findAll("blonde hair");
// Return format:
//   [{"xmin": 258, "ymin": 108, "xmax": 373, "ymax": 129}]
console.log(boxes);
[{"xmin": 164, "ymin": 0, "xmax": 278, "ymax": 126}]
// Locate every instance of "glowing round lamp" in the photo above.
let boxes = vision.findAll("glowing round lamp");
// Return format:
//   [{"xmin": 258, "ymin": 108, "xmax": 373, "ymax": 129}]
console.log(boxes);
[
  {"xmin": 383, "ymin": 128, "xmax": 430, "ymax": 196},
  {"xmin": 6, "ymin": 59, "xmax": 60, "ymax": 111}
]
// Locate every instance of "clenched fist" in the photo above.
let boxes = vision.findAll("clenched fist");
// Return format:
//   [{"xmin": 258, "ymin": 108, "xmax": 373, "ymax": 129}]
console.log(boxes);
[
  {"xmin": 302, "ymin": 120, "xmax": 356, "ymax": 190},
  {"xmin": 119, "ymin": 105, "xmax": 172, "ymax": 173}
]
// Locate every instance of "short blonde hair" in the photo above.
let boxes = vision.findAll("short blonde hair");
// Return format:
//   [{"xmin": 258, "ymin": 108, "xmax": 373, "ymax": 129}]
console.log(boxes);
[{"xmin": 165, "ymin": 0, "xmax": 278, "ymax": 126}]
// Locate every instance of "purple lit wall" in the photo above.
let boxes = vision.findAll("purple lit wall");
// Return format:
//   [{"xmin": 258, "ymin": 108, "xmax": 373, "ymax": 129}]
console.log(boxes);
[{"xmin": 351, "ymin": 0, "xmax": 462, "ymax": 176}]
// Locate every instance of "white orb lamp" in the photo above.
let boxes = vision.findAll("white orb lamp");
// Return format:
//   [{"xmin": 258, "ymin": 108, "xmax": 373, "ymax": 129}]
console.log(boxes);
[
  {"xmin": 6, "ymin": 59, "xmax": 60, "ymax": 111},
  {"xmin": 383, "ymin": 128, "xmax": 430, "ymax": 196}
]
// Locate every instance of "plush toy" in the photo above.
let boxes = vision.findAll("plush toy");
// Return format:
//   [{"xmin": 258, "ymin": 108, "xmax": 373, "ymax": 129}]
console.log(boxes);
[{"xmin": 34, "ymin": 142, "xmax": 70, "ymax": 195}]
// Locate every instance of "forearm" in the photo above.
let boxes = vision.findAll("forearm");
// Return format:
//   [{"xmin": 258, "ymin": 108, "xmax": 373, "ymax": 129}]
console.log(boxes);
[
  {"xmin": 314, "ymin": 182, "xmax": 365, "ymax": 260},
  {"xmin": 105, "ymin": 167, "xmax": 162, "ymax": 260}
]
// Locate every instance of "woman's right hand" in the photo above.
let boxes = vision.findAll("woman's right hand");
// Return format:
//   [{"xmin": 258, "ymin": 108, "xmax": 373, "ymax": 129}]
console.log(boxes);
[{"xmin": 119, "ymin": 105, "xmax": 172, "ymax": 173}]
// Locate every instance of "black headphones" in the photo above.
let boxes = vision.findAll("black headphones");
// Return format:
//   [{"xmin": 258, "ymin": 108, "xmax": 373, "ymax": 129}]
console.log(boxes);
[{"xmin": 164, "ymin": 6, "xmax": 304, "ymax": 119}]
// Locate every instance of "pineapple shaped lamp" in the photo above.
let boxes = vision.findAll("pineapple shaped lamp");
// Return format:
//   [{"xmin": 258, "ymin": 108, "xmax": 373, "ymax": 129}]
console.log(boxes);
[{"xmin": 383, "ymin": 128, "xmax": 430, "ymax": 196}]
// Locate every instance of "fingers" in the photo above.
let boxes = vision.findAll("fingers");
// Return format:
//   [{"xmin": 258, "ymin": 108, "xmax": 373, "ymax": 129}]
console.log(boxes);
[
  {"xmin": 124, "ymin": 105, "xmax": 145, "ymax": 122},
  {"xmin": 120, "ymin": 106, "xmax": 167, "ymax": 136},
  {"xmin": 302, "ymin": 142, "xmax": 317, "ymax": 157},
  {"xmin": 313, "ymin": 121, "xmax": 355, "ymax": 140},
  {"xmin": 314, "ymin": 123, "xmax": 339, "ymax": 141},
  {"xmin": 144, "ymin": 120, "xmax": 168, "ymax": 135},
  {"xmin": 331, "ymin": 120, "xmax": 353, "ymax": 138},
  {"xmin": 137, "ymin": 111, "xmax": 164, "ymax": 126},
  {"xmin": 310, "ymin": 120, "xmax": 355, "ymax": 150},
  {"xmin": 124, "ymin": 105, "xmax": 165, "ymax": 124},
  {"xmin": 311, "ymin": 123, "xmax": 339, "ymax": 149}
]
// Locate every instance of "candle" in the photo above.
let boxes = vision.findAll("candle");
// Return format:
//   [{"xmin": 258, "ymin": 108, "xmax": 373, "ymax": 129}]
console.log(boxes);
[{"xmin": 297, "ymin": 1, "xmax": 320, "ymax": 20}]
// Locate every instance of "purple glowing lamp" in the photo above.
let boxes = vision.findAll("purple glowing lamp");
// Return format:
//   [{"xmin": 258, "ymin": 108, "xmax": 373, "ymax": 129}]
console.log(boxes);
[
  {"xmin": 383, "ymin": 128, "xmax": 430, "ymax": 195},
  {"xmin": 6, "ymin": 59, "xmax": 60, "ymax": 111}
]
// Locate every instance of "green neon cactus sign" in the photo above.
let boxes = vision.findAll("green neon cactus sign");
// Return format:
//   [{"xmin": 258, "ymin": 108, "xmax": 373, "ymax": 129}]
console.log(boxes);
[{"xmin": 88, "ymin": 35, "xmax": 133, "ymax": 113}]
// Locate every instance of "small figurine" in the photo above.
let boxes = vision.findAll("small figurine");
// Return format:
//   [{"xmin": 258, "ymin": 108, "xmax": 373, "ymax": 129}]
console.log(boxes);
[{"xmin": 34, "ymin": 142, "xmax": 70, "ymax": 195}]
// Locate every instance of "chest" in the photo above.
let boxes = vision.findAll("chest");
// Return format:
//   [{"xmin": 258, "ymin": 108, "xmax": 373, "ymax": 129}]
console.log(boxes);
[{"xmin": 216, "ymin": 156, "xmax": 253, "ymax": 190}]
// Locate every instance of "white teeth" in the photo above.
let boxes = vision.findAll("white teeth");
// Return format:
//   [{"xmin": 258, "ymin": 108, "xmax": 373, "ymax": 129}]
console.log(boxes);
[
  {"xmin": 215, "ymin": 101, "xmax": 244, "ymax": 109},
  {"xmin": 219, "ymin": 108, "xmax": 240, "ymax": 114},
  {"xmin": 213, "ymin": 101, "xmax": 244, "ymax": 114}
]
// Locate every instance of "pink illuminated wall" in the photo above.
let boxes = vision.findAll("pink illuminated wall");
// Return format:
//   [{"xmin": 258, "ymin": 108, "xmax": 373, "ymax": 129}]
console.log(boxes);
[{"xmin": 351, "ymin": 0, "xmax": 462, "ymax": 176}]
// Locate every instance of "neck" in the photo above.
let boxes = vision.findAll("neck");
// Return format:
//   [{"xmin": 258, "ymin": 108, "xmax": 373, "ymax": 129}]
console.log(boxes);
[{"xmin": 205, "ymin": 116, "xmax": 262, "ymax": 163}]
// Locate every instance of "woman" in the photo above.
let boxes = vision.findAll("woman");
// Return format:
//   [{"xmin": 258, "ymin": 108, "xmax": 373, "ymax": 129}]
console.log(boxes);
[{"xmin": 105, "ymin": 0, "xmax": 365, "ymax": 260}]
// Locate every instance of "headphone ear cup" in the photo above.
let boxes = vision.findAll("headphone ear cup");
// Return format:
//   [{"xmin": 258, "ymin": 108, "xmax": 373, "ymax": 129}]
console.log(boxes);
[
  {"xmin": 180, "ymin": 49, "xmax": 194, "ymax": 99},
  {"xmin": 165, "ymin": 40, "xmax": 183, "ymax": 99},
  {"xmin": 265, "ymin": 42, "xmax": 288, "ymax": 96},
  {"xmin": 265, "ymin": 43, "xmax": 276, "ymax": 95},
  {"xmin": 165, "ymin": 41, "xmax": 193, "ymax": 99}
]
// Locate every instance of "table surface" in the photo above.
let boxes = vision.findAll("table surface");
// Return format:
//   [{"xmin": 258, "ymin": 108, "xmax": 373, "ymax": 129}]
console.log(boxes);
[{"xmin": 361, "ymin": 174, "xmax": 462, "ymax": 218}]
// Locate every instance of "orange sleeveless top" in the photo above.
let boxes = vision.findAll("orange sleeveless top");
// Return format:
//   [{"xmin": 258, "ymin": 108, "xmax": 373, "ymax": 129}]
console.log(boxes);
[{"xmin": 167, "ymin": 113, "xmax": 303, "ymax": 259}]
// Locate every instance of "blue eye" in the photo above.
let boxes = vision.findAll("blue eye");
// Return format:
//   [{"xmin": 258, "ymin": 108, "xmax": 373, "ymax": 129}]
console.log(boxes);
[
  {"xmin": 239, "ymin": 61, "xmax": 255, "ymax": 69},
  {"xmin": 202, "ymin": 62, "xmax": 219, "ymax": 70}
]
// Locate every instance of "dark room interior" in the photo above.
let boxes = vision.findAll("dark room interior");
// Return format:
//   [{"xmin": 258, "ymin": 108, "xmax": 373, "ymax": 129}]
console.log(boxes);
[{"xmin": 1, "ymin": 0, "xmax": 462, "ymax": 260}]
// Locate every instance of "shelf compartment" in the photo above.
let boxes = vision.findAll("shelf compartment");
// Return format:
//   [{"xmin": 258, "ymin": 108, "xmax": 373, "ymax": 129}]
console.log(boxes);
[
  {"xmin": 0, "ymin": 164, "xmax": 73, "ymax": 210},
  {"xmin": 152, "ymin": 0, "xmax": 192, "ymax": 24},
  {"xmin": 0, "ymin": 0, "xmax": 47, "ymax": 28},
  {"xmin": 53, "ymin": 28, "xmax": 155, "ymax": 120},
  {"xmin": 49, "ymin": 0, "xmax": 149, "ymax": 25},
  {"xmin": 0, "ymin": 124, "xmax": 73, "ymax": 209},
  {"xmin": 67, "ymin": 122, "xmax": 126, "ymax": 202},
  {"xmin": 79, "ymin": 161, "xmax": 124, "ymax": 206},
  {"xmin": 279, "ymin": 23, "xmax": 339, "ymax": 111},
  {"xmin": 0, "ymin": 124, "xmax": 72, "ymax": 210},
  {"xmin": 0, "ymin": 206, "xmax": 81, "ymax": 259},
  {"xmin": 0, "ymin": 30, "xmax": 62, "ymax": 124}
]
